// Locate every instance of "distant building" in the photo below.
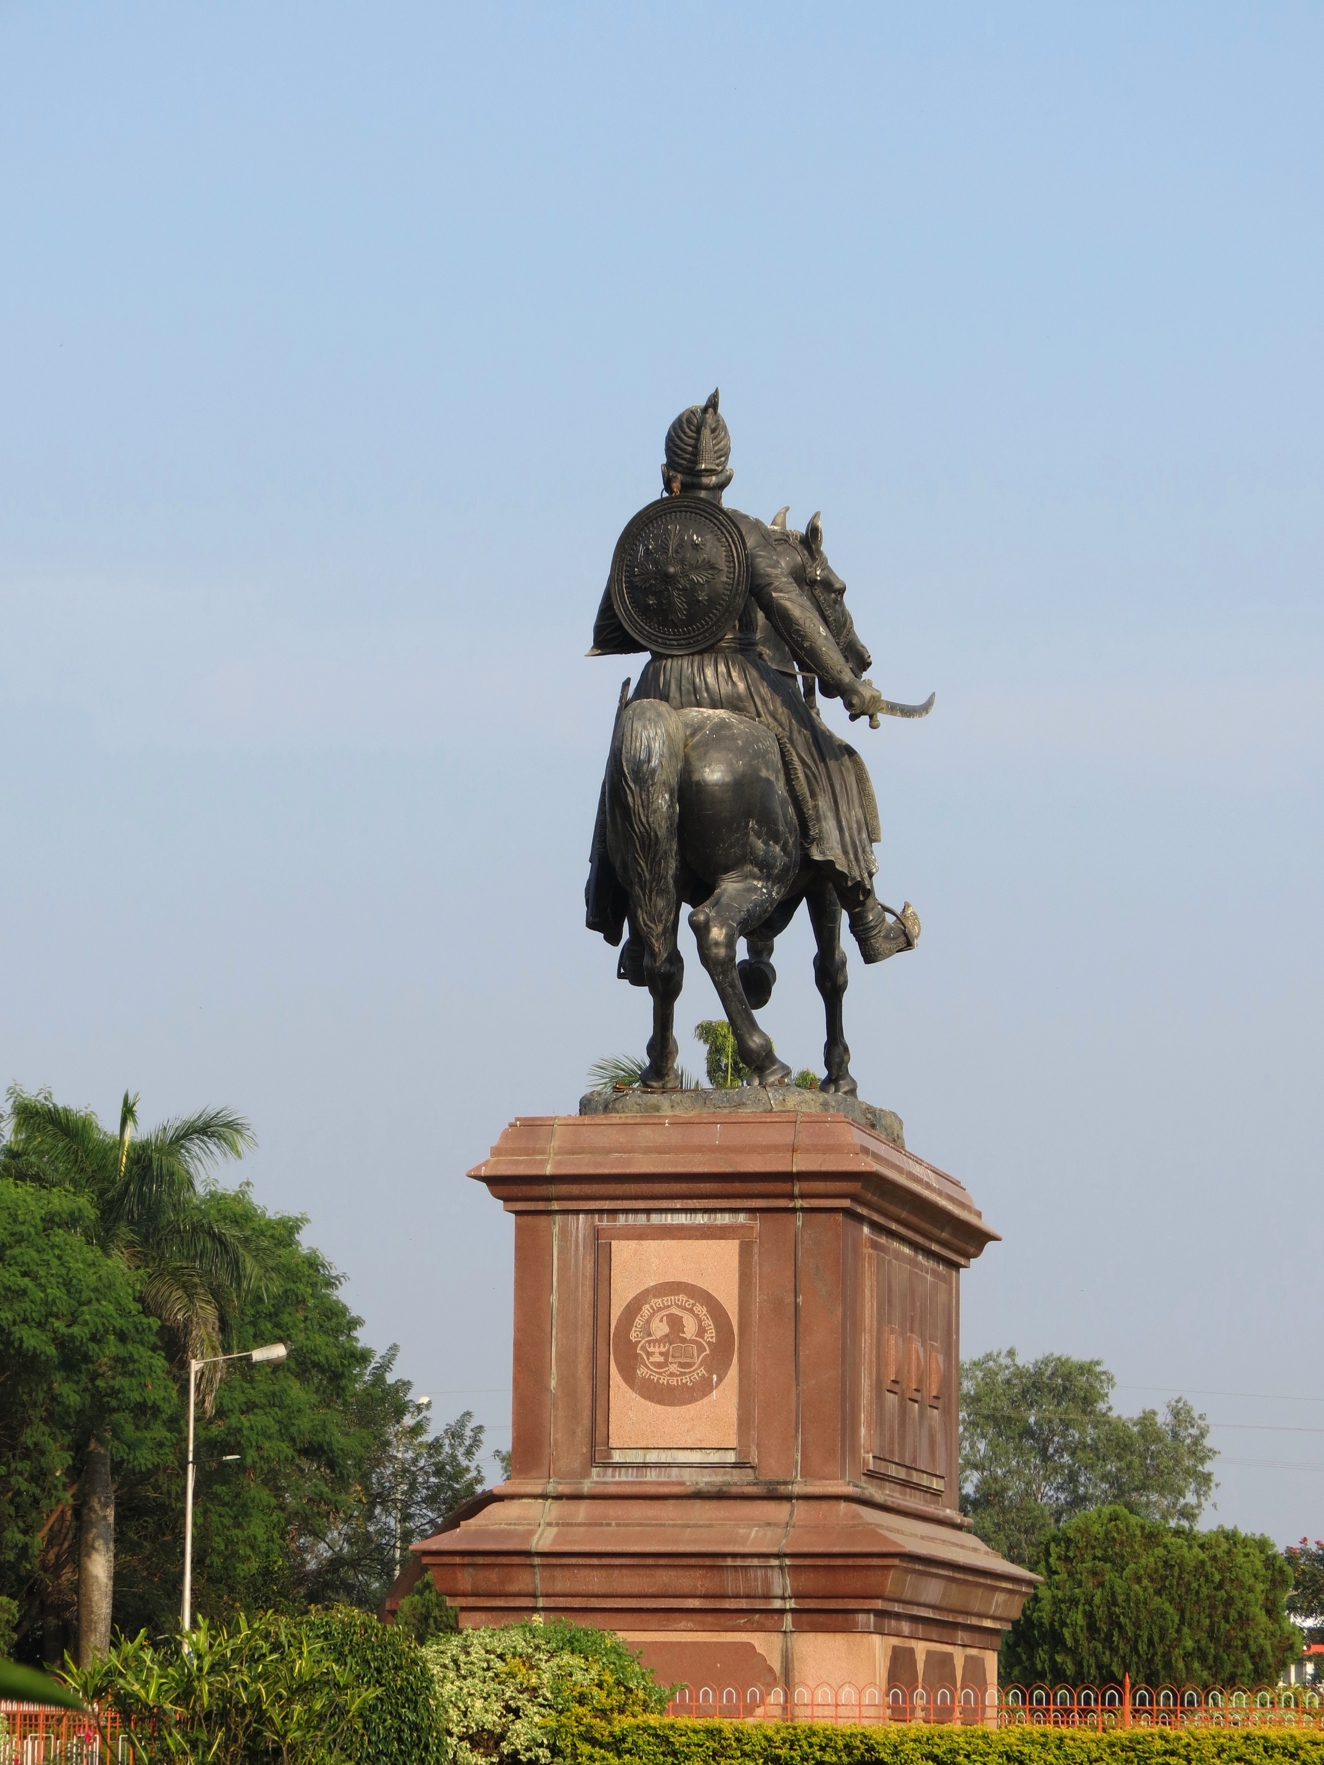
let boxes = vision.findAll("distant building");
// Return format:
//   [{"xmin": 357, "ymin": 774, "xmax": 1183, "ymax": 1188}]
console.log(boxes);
[{"xmin": 1283, "ymin": 1643, "xmax": 1324, "ymax": 1686}]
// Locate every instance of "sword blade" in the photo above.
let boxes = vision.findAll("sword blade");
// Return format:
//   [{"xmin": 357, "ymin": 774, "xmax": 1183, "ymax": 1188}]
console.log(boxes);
[{"xmin": 872, "ymin": 690, "xmax": 935, "ymax": 721}]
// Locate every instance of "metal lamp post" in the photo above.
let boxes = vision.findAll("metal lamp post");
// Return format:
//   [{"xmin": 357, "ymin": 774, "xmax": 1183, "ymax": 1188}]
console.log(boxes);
[{"xmin": 181, "ymin": 1342, "xmax": 288, "ymax": 1632}]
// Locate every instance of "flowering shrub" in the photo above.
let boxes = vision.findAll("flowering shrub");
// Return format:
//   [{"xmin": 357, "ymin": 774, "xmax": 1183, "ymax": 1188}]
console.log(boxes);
[{"xmin": 423, "ymin": 1618, "xmax": 670, "ymax": 1765}]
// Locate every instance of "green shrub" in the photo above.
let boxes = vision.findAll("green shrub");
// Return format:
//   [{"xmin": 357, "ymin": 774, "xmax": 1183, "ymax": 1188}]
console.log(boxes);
[
  {"xmin": 563, "ymin": 1717, "xmax": 1324, "ymax": 1765},
  {"xmin": 424, "ymin": 1618, "xmax": 669, "ymax": 1765},
  {"xmin": 396, "ymin": 1573, "xmax": 459, "ymax": 1643},
  {"xmin": 301, "ymin": 1605, "xmax": 442, "ymax": 1765},
  {"xmin": 65, "ymin": 1606, "xmax": 442, "ymax": 1765}
]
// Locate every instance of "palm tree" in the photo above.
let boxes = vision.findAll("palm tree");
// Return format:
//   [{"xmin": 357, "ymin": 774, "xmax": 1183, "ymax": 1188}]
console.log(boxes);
[{"xmin": 2, "ymin": 1088, "xmax": 259, "ymax": 1662}]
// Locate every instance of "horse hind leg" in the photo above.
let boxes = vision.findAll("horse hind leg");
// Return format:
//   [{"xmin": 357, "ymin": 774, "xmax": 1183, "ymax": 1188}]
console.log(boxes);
[
  {"xmin": 607, "ymin": 701, "xmax": 687, "ymax": 1088},
  {"xmin": 806, "ymin": 884, "xmax": 856, "ymax": 1095}
]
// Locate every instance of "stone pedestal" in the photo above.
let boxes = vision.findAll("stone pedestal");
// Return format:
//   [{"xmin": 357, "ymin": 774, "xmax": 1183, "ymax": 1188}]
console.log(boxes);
[{"xmin": 406, "ymin": 1105, "xmax": 1035, "ymax": 1698}]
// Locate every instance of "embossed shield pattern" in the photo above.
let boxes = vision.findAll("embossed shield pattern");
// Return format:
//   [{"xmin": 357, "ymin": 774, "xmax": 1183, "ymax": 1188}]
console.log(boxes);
[
  {"xmin": 611, "ymin": 1280, "xmax": 736, "ymax": 1407},
  {"xmin": 609, "ymin": 497, "xmax": 750, "ymax": 656}
]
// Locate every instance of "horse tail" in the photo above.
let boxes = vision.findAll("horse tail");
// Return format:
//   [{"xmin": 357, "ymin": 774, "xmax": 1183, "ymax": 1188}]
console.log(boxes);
[{"xmin": 607, "ymin": 699, "xmax": 684, "ymax": 958}]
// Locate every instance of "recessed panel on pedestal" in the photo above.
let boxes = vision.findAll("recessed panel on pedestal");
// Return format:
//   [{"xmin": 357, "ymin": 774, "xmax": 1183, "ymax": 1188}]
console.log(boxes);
[
  {"xmin": 864, "ymin": 1231, "xmax": 957, "ymax": 1501},
  {"xmin": 594, "ymin": 1224, "xmax": 755, "ymax": 1465}
]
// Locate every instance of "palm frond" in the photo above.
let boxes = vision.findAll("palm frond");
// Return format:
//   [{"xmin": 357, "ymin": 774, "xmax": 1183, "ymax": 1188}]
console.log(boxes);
[
  {"xmin": 116, "ymin": 1091, "xmax": 139, "ymax": 1181},
  {"xmin": 136, "ymin": 1262, "xmax": 229, "ymax": 1409},
  {"xmin": 153, "ymin": 1107, "xmax": 256, "ymax": 1176},
  {"xmin": 3, "ymin": 1091, "xmax": 113, "ymax": 1196},
  {"xmin": 109, "ymin": 1116, "xmax": 249, "ymax": 1236},
  {"xmin": 586, "ymin": 1054, "xmax": 699, "ymax": 1092}
]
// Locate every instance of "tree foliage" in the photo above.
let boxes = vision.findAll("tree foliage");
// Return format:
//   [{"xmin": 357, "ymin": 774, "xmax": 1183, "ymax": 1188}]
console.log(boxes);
[
  {"xmin": 0, "ymin": 1089, "xmax": 489, "ymax": 1654},
  {"xmin": 960, "ymin": 1350, "xmax": 1216, "ymax": 1565},
  {"xmin": 1002, "ymin": 1505, "xmax": 1297, "ymax": 1688},
  {"xmin": 1285, "ymin": 1538, "xmax": 1324, "ymax": 1640},
  {"xmin": 0, "ymin": 1177, "xmax": 177, "ymax": 1657},
  {"xmin": 111, "ymin": 1184, "xmax": 488, "ymax": 1631},
  {"xmin": 3, "ymin": 1087, "xmax": 260, "ymax": 1377}
]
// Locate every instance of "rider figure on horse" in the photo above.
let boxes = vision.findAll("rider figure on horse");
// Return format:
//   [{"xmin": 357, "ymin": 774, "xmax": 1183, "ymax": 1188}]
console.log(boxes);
[{"xmin": 587, "ymin": 388, "xmax": 916, "ymax": 970}]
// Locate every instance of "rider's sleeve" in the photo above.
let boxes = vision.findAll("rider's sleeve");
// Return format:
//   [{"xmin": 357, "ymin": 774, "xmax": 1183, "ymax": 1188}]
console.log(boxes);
[
  {"xmin": 590, "ymin": 580, "xmax": 646, "ymax": 655},
  {"xmin": 746, "ymin": 536, "xmax": 859, "ymax": 698}
]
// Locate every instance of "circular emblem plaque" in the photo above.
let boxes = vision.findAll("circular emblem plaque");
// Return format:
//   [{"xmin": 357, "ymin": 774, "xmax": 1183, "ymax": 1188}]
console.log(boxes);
[
  {"xmin": 611, "ymin": 1280, "xmax": 736, "ymax": 1407},
  {"xmin": 609, "ymin": 497, "xmax": 750, "ymax": 656}
]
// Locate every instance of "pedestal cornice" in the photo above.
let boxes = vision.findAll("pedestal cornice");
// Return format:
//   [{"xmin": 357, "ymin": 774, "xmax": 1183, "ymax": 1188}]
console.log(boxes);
[{"xmin": 469, "ymin": 1111, "xmax": 997, "ymax": 1267}]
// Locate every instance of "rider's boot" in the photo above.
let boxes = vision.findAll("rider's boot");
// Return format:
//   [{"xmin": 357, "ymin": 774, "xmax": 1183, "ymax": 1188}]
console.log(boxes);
[{"xmin": 848, "ymin": 898, "xmax": 921, "ymax": 965}]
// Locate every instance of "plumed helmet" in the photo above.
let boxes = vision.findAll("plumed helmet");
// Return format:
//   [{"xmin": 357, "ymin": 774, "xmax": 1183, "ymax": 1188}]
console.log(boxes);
[{"xmin": 663, "ymin": 388, "xmax": 733, "ymax": 491}]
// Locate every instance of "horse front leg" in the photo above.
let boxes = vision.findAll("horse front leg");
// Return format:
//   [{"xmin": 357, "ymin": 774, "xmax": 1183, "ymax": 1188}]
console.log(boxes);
[
  {"xmin": 738, "ymin": 893, "xmax": 801, "ymax": 1010},
  {"xmin": 806, "ymin": 884, "xmax": 856, "ymax": 1095},
  {"xmin": 690, "ymin": 880, "xmax": 792, "ymax": 1087}
]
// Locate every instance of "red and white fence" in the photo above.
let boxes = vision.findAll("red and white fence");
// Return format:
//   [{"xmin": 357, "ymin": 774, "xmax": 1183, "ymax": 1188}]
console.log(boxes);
[
  {"xmin": 666, "ymin": 1674, "xmax": 1324, "ymax": 1728},
  {"xmin": 0, "ymin": 1701, "xmax": 134, "ymax": 1763}
]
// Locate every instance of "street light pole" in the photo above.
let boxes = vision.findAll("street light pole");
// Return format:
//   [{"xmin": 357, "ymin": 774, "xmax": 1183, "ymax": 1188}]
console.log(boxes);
[{"xmin": 181, "ymin": 1342, "xmax": 288, "ymax": 1634}]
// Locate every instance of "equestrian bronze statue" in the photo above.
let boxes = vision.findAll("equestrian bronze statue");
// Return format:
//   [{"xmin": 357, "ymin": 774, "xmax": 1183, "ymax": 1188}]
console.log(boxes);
[{"xmin": 586, "ymin": 390, "xmax": 932, "ymax": 1094}]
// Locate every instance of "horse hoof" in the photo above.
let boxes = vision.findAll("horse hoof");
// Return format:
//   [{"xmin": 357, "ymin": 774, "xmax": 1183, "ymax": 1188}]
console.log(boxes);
[
  {"xmin": 639, "ymin": 1070, "xmax": 681, "ymax": 1092},
  {"xmin": 821, "ymin": 1075, "xmax": 859, "ymax": 1096},
  {"xmin": 737, "ymin": 957, "xmax": 776, "ymax": 1010},
  {"xmin": 748, "ymin": 1058, "xmax": 793, "ymax": 1088}
]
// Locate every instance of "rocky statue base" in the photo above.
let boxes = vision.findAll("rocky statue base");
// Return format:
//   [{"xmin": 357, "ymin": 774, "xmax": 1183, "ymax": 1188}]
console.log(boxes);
[
  {"xmin": 396, "ymin": 1097, "xmax": 1035, "ymax": 1699},
  {"xmin": 580, "ymin": 1083, "xmax": 906, "ymax": 1147}
]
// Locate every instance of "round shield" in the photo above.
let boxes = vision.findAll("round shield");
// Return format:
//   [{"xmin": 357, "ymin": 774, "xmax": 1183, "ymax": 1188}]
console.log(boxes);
[{"xmin": 609, "ymin": 497, "xmax": 749, "ymax": 656}]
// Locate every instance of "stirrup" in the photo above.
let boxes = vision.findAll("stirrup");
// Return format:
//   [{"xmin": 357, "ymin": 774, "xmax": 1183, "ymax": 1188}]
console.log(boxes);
[
  {"xmin": 849, "ymin": 900, "xmax": 920, "ymax": 965},
  {"xmin": 616, "ymin": 938, "xmax": 648, "ymax": 987}
]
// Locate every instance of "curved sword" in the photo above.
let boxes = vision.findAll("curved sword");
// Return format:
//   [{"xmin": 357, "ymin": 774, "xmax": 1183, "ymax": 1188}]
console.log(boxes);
[{"xmin": 840, "ymin": 689, "xmax": 935, "ymax": 728}]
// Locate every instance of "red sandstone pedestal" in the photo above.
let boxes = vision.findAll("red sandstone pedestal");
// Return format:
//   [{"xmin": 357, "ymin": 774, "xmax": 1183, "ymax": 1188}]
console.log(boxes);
[{"xmin": 400, "ymin": 1109, "xmax": 1035, "ymax": 1698}]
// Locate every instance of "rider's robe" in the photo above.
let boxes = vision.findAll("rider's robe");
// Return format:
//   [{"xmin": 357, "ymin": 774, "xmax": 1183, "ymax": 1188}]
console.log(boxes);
[{"xmin": 588, "ymin": 507, "xmax": 880, "ymax": 933}]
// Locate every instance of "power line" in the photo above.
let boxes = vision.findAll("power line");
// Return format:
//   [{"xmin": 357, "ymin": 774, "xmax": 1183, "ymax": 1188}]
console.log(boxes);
[{"xmin": 1117, "ymin": 1384, "xmax": 1324, "ymax": 1405}]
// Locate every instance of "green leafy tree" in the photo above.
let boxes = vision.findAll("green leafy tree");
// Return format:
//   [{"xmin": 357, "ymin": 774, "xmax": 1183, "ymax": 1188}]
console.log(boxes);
[
  {"xmin": 961, "ymin": 1349, "xmax": 1216, "ymax": 1565},
  {"xmin": 1285, "ymin": 1538, "xmax": 1324, "ymax": 1643},
  {"xmin": 0, "ymin": 1178, "xmax": 176, "ymax": 1664},
  {"xmin": 111, "ymin": 1183, "xmax": 487, "ymax": 1631},
  {"xmin": 2, "ymin": 1087, "xmax": 258, "ymax": 1662},
  {"xmin": 1002, "ymin": 1505, "xmax": 1297, "ymax": 1687}
]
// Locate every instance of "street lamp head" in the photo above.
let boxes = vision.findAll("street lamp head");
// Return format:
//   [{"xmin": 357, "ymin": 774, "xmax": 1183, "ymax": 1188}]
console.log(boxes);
[{"xmin": 250, "ymin": 1342, "xmax": 288, "ymax": 1364}]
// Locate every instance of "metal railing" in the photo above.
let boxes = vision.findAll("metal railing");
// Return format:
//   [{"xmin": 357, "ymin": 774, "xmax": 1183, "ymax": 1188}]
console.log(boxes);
[{"xmin": 665, "ymin": 1674, "xmax": 1324, "ymax": 1728}]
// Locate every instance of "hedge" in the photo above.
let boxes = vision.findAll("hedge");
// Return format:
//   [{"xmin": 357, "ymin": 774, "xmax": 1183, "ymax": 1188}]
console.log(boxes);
[{"xmin": 563, "ymin": 1717, "xmax": 1324, "ymax": 1765}]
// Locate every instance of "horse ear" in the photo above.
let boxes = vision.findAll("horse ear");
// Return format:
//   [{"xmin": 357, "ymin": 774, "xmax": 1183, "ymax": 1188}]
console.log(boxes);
[
  {"xmin": 806, "ymin": 511, "xmax": 823, "ymax": 555},
  {"xmin": 770, "ymin": 506, "xmax": 789, "ymax": 530},
  {"xmin": 705, "ymin": 387, "xmax": 720, "ymax": 414}
]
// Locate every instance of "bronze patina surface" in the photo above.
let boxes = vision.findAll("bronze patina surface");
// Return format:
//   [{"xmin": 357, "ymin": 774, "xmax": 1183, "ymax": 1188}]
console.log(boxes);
[{"xmin": 586, "ymin": 389, "xmax": 933, "ymax": 1102}]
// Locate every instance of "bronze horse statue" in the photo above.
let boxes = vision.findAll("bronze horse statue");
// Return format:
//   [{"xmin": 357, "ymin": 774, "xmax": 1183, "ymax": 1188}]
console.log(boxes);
[{"xmin": 603, "ymin": 510, "xmax": 927, "ymax": 1096}]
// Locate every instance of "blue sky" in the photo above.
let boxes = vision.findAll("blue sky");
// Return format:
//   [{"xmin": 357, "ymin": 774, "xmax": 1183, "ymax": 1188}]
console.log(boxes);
[{"xmin": 2, "ymin": 2, "xmax": 1321, "ymax": 1540}]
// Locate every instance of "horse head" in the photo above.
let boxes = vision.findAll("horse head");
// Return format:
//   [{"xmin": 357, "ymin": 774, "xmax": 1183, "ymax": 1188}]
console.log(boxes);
[{"xmin": 771, "ymin": 508, "xmax": 873, "ymax": 678}]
